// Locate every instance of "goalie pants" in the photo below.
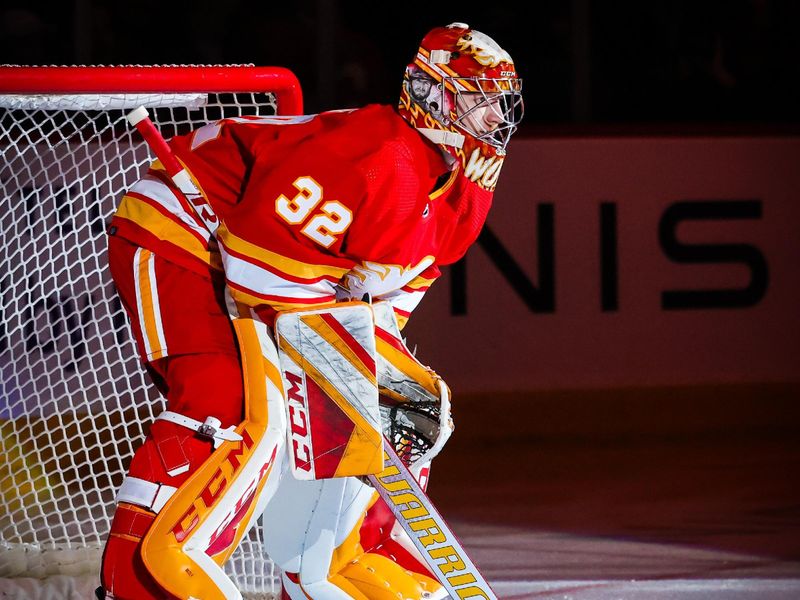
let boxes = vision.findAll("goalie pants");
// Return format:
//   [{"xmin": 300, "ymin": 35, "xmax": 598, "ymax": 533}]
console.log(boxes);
[{"xmin": 105, "ymin": 235, "xmax": 244, "ymax": 432}]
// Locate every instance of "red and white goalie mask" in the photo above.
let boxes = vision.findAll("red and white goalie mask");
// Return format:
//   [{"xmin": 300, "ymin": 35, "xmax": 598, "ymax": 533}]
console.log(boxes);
[{"xmin": 398, "ymin": 22, "xmax": 524, "ymax": 177}]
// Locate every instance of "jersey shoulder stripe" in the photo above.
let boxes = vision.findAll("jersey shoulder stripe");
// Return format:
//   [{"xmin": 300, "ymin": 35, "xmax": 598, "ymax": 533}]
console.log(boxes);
[{"xmin": 117, "ymin": 194, "xmax": 209, "ymax": 251}]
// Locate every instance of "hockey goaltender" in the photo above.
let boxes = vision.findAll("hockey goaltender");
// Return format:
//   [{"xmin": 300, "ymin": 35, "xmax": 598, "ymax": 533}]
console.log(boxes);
[{"xmin": 98, "ymin": 22, "xmax": 523, "ymax": 600}]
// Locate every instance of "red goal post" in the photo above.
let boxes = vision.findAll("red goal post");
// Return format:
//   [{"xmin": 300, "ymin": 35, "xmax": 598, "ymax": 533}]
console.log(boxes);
[
  {"xmin": 0, "ymin": 65, "xmax": 301, "ymax": 599},
  {"xmin": 0, "ymin": 65, "xmax": 303, "ymax": 114}
]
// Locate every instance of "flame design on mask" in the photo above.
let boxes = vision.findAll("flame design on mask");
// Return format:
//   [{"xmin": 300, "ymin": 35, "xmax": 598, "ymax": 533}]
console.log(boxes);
[{"xmin": 456, "ymin": 31, "xmax": 514, "ymax": 68}]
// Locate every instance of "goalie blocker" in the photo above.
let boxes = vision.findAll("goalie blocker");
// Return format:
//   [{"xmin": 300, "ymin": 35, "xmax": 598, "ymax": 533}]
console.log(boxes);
[{"xmin": 263, "ymin": 301, "xmax": 458, "ymax": 599}]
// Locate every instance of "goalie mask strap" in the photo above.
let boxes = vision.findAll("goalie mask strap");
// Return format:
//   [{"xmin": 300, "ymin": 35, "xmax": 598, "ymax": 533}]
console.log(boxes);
[
  {"xmin": 156, "ymin": 410, "xmax": 243, "ymax": 448},
  {"xmin": 416, "ymin": 127, "xmax": 465, "ymax": 148},
  {"xmin": 116, "ymin": 476, "xmax": 177, "ymax": 513}
]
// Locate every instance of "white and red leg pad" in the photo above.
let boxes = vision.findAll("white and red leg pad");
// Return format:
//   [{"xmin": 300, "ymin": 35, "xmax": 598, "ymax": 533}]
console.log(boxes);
[
  {"xmin": 262, "ymin": 462, "xmax": 374, "ymax": 599},
  {"xmin": 139, "ymin": 316, "xmax": 286, "ymax": 600},
  {"xmin": 262, "ymin": 461, "xmax": 445, "ymax": 600}
]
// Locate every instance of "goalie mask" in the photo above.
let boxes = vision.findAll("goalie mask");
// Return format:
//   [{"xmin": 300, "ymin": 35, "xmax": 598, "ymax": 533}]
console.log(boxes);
[{"xmin": 398, "ymin": 22, "xmax": 524, "ymax": 172}]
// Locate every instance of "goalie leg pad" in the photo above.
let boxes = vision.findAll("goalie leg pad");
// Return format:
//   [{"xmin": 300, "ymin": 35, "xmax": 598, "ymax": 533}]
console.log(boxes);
[
  {"xmin": 262, "ymin": 464, "xmax": 374, "ymax": 581},
  {"xmin": 140, "ymin": 316, "xmax": 286, "ymax": 600},
  {"xmin": 102, "ymin": 317, "xmax": 286, "ymax": 600},
  {"xmin": 102, "ymin": 352, "xmax": 244, "ymax": 600},
  {"xmin": 263, "ymin": 465, "xmax": 444, "ymax": 600}
]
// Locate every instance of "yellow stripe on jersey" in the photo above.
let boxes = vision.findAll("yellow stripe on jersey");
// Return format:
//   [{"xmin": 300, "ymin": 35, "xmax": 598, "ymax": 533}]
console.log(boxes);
[
  {"xmin": 217, "ymin": 224, "xmax": 350, "ymax": 281},
  {"xmin": 429, "ymin": 168, "xmax": 458, "ymax": 202},
  {"xmin": 227, "ymin": 285, "xmax": 336, "ymax": 314},
  {"xmin": 116, "ymin": 195, "xmax": 222, "ymax": 270},
  {"xmin": 405, "ymin": 276, "xmax": 436, "ymax": 290}
]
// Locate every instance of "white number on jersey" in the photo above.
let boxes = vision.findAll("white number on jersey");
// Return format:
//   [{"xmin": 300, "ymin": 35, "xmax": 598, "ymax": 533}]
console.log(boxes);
[{"xmin": 275, "ymin": 177, "xmax": 353, "ymax": 248}]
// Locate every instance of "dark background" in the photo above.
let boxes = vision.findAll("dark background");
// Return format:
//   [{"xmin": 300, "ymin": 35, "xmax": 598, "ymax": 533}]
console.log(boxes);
[
  {"xmin": 1, "ymin": 1, "xmax": 799, "ymax": 590},
  {"xmin": 2, "ymin": 0, "xmax": 799, "ymax": 129}
]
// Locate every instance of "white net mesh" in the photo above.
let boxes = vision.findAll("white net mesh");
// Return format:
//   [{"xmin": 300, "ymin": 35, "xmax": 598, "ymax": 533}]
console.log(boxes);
[{"xmin": 0, "ymin": 83, "xmax": 281, "ymax": 597}]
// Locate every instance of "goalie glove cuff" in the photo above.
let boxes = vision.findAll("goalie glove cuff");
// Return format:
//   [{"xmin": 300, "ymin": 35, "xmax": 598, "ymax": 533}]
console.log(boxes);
[{"xmin": 372, "ymin": 302, "xmax": 453, "ymax": 468}]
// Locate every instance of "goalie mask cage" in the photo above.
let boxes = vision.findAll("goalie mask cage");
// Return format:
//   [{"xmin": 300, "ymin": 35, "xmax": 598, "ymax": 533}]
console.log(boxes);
[{"xmin": 0, "ymin": 65, "xmax": 302, "ymax": 599}]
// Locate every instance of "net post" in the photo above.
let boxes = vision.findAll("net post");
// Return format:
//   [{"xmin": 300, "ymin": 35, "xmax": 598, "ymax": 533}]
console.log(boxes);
[{"xmin": 0, "ymin": 64, "xmax": 296, "ymax": 598}]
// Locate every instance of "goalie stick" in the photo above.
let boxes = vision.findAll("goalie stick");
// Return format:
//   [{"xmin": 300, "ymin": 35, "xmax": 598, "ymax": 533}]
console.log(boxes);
[
  {"xmin": 126, "ymin": 106, "xmax": 220, "ymax": 234},
  {"xmin": 127, "ymin": 107, "xmax": 496, "ymax": 599},
  {"xmin": 369, "ymin": 437, "xmax": 497, "ymax": 600}
]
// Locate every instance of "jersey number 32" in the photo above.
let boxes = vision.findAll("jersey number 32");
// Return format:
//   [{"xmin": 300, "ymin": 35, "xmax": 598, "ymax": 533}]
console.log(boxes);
[{"xmin": 275, "ymin": 176, "xmax": 353, "ymax": 248}]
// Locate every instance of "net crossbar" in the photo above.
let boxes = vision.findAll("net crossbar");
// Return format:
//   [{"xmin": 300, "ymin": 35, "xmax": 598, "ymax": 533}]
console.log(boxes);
[{"xmin": 0, "ymin": 65, "xmax": 302, "ymax": 599}]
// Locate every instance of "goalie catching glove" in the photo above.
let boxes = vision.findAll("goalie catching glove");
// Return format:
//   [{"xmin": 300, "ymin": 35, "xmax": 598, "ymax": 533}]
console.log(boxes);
[{"xmin": 372, "ymin": 301, "xmax": 453, "ymax": 473}]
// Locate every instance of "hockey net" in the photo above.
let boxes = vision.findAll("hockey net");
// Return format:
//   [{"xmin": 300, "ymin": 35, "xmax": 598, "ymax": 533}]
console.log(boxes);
[{"xmin": 0, "ymin": 65, "xmax": 302, "ymax": 599}]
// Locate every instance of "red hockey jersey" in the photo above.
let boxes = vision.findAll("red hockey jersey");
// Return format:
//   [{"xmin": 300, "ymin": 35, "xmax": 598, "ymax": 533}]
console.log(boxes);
[{"xmin": 111, "ymin": 105, "xmax": 493, "ymax": 326}]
